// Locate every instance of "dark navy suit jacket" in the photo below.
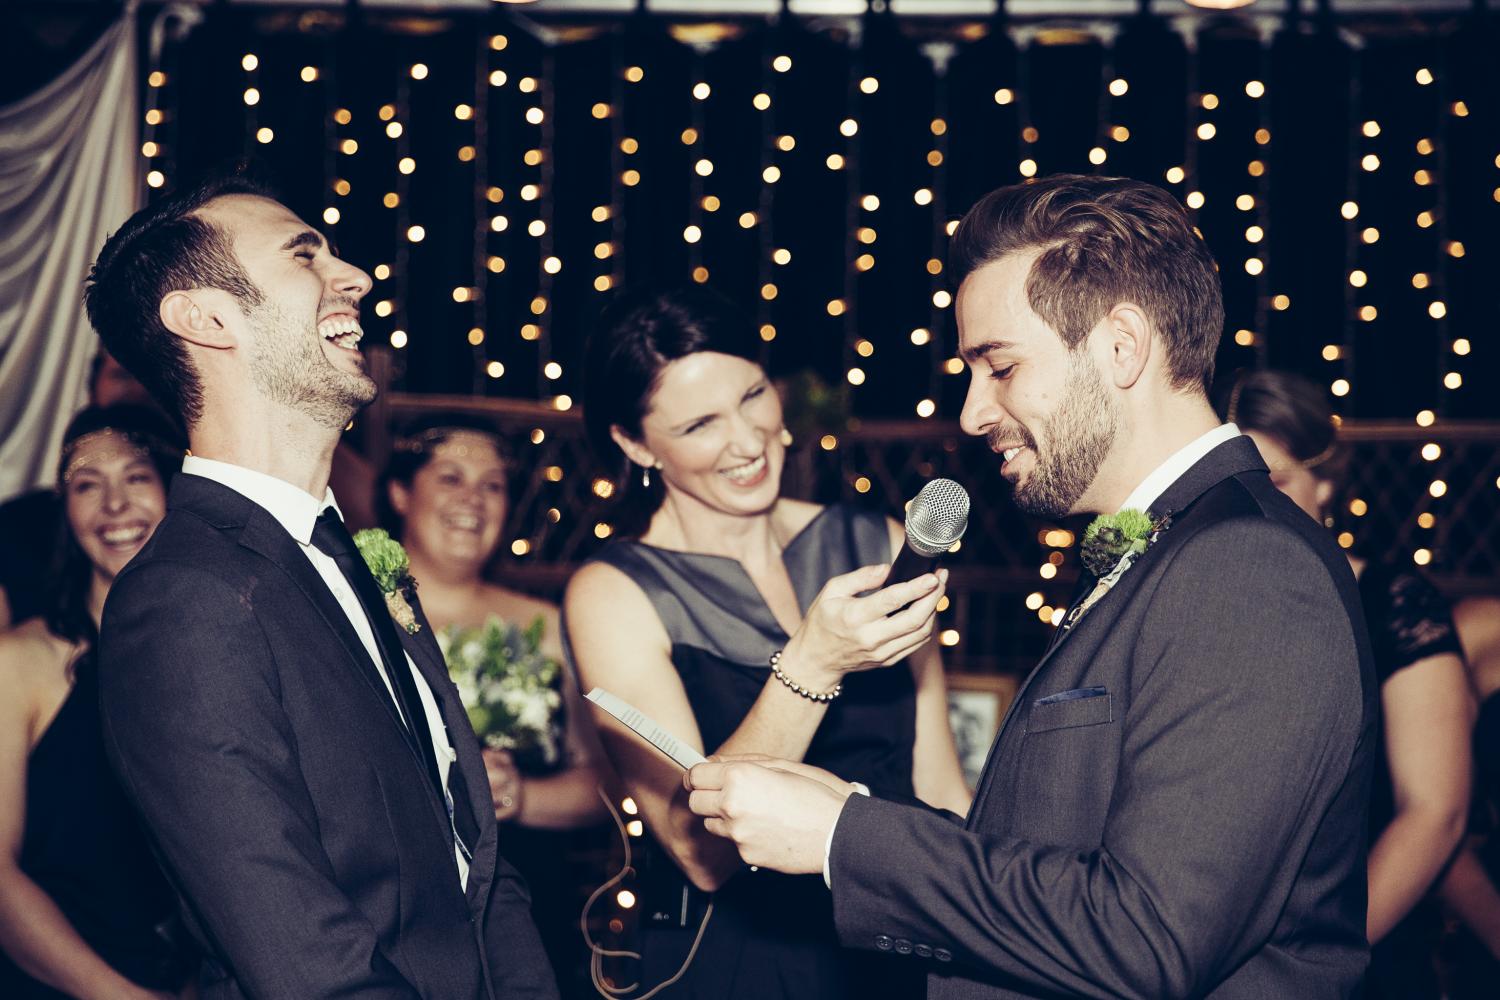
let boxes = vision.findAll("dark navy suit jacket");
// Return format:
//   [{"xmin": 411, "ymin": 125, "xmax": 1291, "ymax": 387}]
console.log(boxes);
[
  {"xmin": 829, "ymin": 436, "xmax": 1377, "ymax": 999},
  {"xmin": 99, "ymin": 474, "xmax": 559, "ymax": 999}
]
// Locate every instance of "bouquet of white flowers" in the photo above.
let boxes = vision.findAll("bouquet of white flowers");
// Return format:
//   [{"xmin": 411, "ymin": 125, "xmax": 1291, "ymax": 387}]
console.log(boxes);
[{"xmin": 437, "ymin": 614, "xmax": 565, "ymax": 773}]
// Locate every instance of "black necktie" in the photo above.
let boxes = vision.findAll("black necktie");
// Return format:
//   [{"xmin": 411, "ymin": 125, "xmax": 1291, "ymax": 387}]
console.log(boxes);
[{"xmin": 310, "ymin": 510, "xmax": 478, "ymax": 860}]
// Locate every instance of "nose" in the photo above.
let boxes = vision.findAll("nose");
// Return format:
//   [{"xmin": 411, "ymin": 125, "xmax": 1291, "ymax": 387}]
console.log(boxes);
[
  {"xmin": 101, "ymin": 479, "xmax": 130, "ymax": 515},
  {"xmin": 958, "ymin": 369, "xmax": 1000, "ymax": 439},
  {"xmin": 330, "ymin": 256, "xmax": 372, "ymax": 302},
  {"xmin": 728, "ymin": 409, "xmax": 766, "ymax": 455}
]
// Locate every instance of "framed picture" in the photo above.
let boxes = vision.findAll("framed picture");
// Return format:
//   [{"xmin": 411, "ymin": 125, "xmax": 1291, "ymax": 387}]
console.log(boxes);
[{"xmin": 946, "ymin": 673, "xmax": 1019, "ymax": 790}]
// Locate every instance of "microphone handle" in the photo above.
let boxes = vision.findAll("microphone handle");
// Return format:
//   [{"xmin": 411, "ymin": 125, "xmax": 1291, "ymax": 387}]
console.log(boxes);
[{"xmin": 885, "ymin": 541, "xmax": 939, "ymax": 589}]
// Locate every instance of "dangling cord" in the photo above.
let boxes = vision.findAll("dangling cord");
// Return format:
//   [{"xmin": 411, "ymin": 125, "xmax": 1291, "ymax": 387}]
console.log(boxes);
[{"xmin": 583, "ymin": 786, "xmax": 714, "ymax": 1000}]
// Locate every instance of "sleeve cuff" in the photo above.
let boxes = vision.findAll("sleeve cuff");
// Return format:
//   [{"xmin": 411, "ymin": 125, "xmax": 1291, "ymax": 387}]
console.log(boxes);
[{"xmin": 824, "ymin": 782, "xmax": 870, "ymax": 889}]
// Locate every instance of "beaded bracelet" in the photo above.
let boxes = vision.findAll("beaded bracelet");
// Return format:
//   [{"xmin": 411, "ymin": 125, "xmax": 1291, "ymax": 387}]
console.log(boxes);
[{"xmin": 768, "ymin": 649, "xmax": 843, "ymax": 703}]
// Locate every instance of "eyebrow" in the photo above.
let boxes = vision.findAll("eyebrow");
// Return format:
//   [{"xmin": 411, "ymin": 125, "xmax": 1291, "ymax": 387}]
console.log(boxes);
[
  {"xmin": 959, "ymin": 339, "xmax": 1015, "ymax": 364},
  {"xmin": 664, "ymin": 379, "xmax": 767, "ymax": 433},
  {"xmin": 280, "ymin": 230, "xmax": 325, "ymax": 253}
]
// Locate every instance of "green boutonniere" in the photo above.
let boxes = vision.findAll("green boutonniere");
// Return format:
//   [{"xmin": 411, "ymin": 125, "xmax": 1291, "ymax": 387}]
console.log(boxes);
[
  {"xmin": 1064, "ymin": 508, "xmax": 1173, "ymax": 633},
  {"xmin": 1080, "ymin": 509, "xmax": 1157, "ymax": 576},
  {"xmin": 352, "ymin": 528, "xmax": 421, "ymax": 634}
]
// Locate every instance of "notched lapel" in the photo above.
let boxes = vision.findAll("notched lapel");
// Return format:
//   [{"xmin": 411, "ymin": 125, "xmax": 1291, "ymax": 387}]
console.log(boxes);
[
  {"xmin": 398, "ymin": 594, "xmax": 499, "ymax": 911},
  {"xmin": 234, "ymin": 509, "xmax": 412, "ymax": 738}
]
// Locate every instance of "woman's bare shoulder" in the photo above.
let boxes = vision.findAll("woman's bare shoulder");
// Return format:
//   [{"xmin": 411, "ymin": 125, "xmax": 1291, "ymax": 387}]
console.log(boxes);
[
  {"xmin": 0, "ymin": 619, "xmax": 69, "ymax": 670},
  {"xmin": 0, "ymin": 620, "xmax": 72, "ymax": 727}
]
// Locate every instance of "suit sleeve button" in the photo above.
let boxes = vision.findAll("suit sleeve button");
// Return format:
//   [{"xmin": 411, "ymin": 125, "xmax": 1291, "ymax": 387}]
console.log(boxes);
[
  {"xmin": 914, "ymin": 944, "xmax": 933, "ymax": 958},
  {"xmin": 874, "ymin": 935, "xmax": 893, "ymax": 951},
  {"xmin": 894, "ymin": 938, "xmax": 913, "ymax": 955},
  {"xmin": 934, "ymin": 948, "xmax": 952, "ymax": 962}
]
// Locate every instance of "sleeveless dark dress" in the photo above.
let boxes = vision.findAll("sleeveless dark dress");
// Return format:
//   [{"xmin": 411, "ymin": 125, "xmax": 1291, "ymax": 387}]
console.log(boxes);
[
  {"xmin": 1358, "ymin": 563, "xmax": 1463, "ymax": 1000},
  {"xmin": 588, "ymin": 504, "xmax": 921, "ymax": 999},
  {"xmin": 1442, "ymin": 659, "xmax": 1500, "ymax": 999},
  {"xmin": 0, "ymin": 654, "xmax": 194, "ymax": 997}
]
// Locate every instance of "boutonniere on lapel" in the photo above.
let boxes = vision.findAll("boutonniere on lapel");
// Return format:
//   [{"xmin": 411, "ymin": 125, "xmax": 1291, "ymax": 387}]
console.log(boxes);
[
  {"xmin": 1065, "ymin": 508, "xmax": 1173, "ymax": 631},
  {"xmin": 353, "ymin": 528, "xmax": 422, "ymax": 635}
]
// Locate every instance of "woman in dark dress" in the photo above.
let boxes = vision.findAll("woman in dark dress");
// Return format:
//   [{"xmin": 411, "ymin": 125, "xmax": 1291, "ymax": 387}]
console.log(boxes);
[
  {"xmin": 1438, "ymin": 595, "xmax": 1500, "ymax": 998},
  {"xmin": 566, "ymin": 288, "xmax": 970, "ymax": 999},
  {"xmin": 1227, "ymin": 370, "xmax": 1472, "ymax": 999},
  {"xmin": 379, "ymin": 414, "xmax": 608, "ymax": 998},
  {"xmin": 0, "ymin": 406, "xmax": 195, "ymax": 999}
]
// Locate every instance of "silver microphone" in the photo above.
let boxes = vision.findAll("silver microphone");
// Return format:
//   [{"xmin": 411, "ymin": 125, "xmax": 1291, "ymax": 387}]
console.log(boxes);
[{"xmin": 886, "ymin": 478, "xmax": 970, "ymax": 588}]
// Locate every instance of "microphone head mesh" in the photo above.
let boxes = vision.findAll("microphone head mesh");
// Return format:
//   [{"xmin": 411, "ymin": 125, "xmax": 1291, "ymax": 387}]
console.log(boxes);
[{"xmin": 905, "ymin": 478, "xmax": 970, "ymax": 557}]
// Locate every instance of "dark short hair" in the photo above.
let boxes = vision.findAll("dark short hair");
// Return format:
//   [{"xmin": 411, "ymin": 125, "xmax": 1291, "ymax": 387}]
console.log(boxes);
[
  {"xmin": 582, "ymin": 286, "xmax": 762, "ymax": 530},
  {"xmin": 376, "ymin": 412, "xmax": 510, "ymax": 535},
  {"xmin": 1222, "ymin": 369, "xmax": 1349, "ymax": 487},
  {"xmin": 84, "ymin": 169, "xmax": 274, "ymax": 425},
  {"xmin": 950, "ymin": 174, "xmax": 1224, "ymax": 391},
  {"xmin": 48, "ymin": 404, "xmax": 185, "ymax": 650}
]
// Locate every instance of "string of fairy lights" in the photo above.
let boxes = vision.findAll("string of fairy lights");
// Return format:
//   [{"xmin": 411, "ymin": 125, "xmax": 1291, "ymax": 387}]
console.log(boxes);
[{"xmin": 141, "ymin": 13, "xmax": 1490, "ymax": 603}]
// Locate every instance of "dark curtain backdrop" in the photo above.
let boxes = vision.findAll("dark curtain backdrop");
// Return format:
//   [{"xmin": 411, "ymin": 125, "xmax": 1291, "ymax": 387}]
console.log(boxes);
[{"xmin": 132, "ymin": 4, "xmax": 1498, "ymax": 423}]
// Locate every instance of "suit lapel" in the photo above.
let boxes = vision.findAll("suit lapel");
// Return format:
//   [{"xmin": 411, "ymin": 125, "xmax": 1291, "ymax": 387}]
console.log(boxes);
[
  {"xmin": 169, "ymin": 476, "xmax": 410, "ymax": 738},
  {"xmin": 398, "ymin": 595, "xmax": 499, "ymax": 913},
  {"xmin": 234, "ymin": 509, "xmax": 416, "ymax": 739},
  {"xmin": 968, "ymin": 436, "xmax": 1270, "ymax": 820}
]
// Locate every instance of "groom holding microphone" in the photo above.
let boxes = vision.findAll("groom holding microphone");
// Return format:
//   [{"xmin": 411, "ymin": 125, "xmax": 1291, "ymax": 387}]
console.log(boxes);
[{"xmin": 686, "ymin": 175, "xmax": 1376, "ymax": 999}]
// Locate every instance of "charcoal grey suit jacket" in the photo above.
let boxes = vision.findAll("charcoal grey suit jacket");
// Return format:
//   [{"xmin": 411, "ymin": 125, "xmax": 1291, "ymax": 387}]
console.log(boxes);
[
  {"xmin": 829, "ymin": 436, "xmax": 1377, "ymax": 999},
  {"xmin": 99, "ymin": 474, "xmax": 558, "ymax": 1000}
]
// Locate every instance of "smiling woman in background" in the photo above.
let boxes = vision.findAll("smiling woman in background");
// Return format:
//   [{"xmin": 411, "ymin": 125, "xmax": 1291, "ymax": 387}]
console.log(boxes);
[
  {"xmin": 0, "ymin": 405, "xmax": 195, "ymax": 999},
  {"xmin": 567, "ymin": 287, "xmax": 968, "ymax": 1000},
  {"xmin": 379, "ymin": 414, "xmax": 606, "ymax": 993}
]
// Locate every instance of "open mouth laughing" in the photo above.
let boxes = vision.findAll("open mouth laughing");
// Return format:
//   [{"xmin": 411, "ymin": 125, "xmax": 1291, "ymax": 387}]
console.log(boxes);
[
  {"xmin": 318, "ymin": 313, "xmax": 364, "ymax": 354},
  {"xmin": 719, "ymin": 453, "xmax": 769, "ymax": 487},
  {"xmin": 96, "ymin": 523, "xmax": 150, "ymax": 552}
]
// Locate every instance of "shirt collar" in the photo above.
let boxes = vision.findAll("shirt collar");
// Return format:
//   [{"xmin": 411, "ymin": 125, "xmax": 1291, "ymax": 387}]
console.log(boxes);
[
  {"xmin": 181, "ymin": 455, "xmax": 342, "ymax": 545},
  {"xmin": 1117, "ymin": 423, "xmax": 1241, "ymax": 516}
]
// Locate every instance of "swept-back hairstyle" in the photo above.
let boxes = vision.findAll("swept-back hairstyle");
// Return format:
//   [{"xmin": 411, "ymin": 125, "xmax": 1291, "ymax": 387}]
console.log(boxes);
[
  {"xmin": 47, "ymin": 404, "xmax": 185, "ymax": 651},
  {"xmin": 950, "ymin": 173, "xmax": 1224, "ymax": 391},
  {"xmin": 83, "ymin": 169, "xmax": 274, "ymax": 425},
  {"xmin": 582, "ymin": 286, "xmax": 762, "ymax": 533}
]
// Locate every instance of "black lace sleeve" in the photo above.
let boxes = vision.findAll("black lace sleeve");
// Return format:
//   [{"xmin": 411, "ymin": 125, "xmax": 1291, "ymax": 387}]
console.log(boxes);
[{"xmin": 1361, "ymin": 562, "xmax": 1463, "ymax": 685}]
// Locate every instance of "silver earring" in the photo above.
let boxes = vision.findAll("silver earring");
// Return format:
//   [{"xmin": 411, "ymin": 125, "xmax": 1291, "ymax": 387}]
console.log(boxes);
[{"xmin": 641, "ymin": 465, "xmax": 651, "ymax": 488}]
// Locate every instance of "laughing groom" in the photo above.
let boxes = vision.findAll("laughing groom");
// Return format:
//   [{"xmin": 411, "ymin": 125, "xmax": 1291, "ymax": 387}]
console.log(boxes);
[
  {"xmin": 686, "ymin": 175, "xmax": 1377, "ymax": 998},
  {"xmin": 86, "ymin": 173, "xmax": 558, "ymax": 999}
]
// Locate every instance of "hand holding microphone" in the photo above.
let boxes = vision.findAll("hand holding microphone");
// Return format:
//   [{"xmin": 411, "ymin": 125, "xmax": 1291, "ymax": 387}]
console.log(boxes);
[{"xmin": 777, "ymin": 480, "xmax": 969, "ymax": 690}]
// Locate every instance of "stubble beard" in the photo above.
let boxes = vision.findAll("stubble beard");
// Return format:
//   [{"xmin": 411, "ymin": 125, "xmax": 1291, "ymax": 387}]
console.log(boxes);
[
  {"xmin": 246, "ymin": 299, "xmax": 377, "ymax": 430},
  {"xmin": 1005, "ymin": 352, "xmax": 1119, "ymax": 519}
]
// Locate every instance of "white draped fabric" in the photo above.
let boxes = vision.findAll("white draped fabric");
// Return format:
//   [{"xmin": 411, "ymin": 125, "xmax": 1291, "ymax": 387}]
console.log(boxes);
[{"xmin": 0, "ymin": 9, "xmax": 140, "ymax": 503}]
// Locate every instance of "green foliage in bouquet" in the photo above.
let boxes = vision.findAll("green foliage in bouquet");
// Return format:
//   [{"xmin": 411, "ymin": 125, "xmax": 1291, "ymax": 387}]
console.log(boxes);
[{"xmin": 438, "ymin": 614, "xmax": 564, "ymax": 772}]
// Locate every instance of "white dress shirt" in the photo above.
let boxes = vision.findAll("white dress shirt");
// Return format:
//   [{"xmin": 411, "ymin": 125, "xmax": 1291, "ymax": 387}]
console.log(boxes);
[
  {"xmin": 821, "ymin": 423, "xmax": 1243, "ymax": 889},
  {"xmin": 1116, "ymin": 423, "xmax": 1241, "ymax": 515},
  {"xmin": 181, "ymin": 456, "xmax": 468, "ymax": 888}
]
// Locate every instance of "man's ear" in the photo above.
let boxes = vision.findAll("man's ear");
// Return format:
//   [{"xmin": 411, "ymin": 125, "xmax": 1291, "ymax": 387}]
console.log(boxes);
[
  {"xmin": 609, "ymin": 424, "xmax": 656, "ymax": 471},
  {"xmin": 1102, "ymin": 302, "xmax": 1152, "ymax": 390},
  {"xmin": 388, "ymin": 479, "xmax": 411, "ymax": 518},
  {"xmin": 160, "ymin": 290, "xmax": 236, "ymax": 350}
]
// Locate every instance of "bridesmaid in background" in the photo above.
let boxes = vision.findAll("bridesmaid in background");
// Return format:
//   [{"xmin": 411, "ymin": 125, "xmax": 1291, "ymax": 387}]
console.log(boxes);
[
  {"xmin": 379, "ymin": 414, "xmax": 606, "ymax": 997},
  {"xmin": 1226, "ymin": 370, "xmax": 1472, "ymax": 1000},
  {"xmin": 0, "ymin": 405, "xmax": 196, "ymax": 999},
  {"xmin": 1439, "ymin": 594, "xmax": 1500, "ymax": 998}
]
